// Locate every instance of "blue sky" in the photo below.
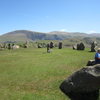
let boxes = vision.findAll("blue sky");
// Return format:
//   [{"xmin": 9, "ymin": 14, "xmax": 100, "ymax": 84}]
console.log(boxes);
[{"xmin": 0, "ymin": 0, "xmax": 100, "ymax": 35}]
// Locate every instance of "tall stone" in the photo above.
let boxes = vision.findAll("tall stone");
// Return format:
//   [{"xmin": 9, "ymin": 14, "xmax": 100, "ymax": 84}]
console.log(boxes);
[
  {"xmin": 47, "ymin": 44, "xmax": 50, "ymax": 53},
  {"xmin": 80, "ymin": 42, "xmax": 85, "ymax": 50},
  {"xmin": 91, "ymin": 41, "xmax": 97, "ymax": 52},
  {"xmin": 8, "ymin": 43, "xmax": 12, "ymax": 50},
  {"xmin": 50, "ymin": 42, "xmax": 54, "ymax": 48},
  {"xmin": 58, "ymin": 42, "xmax": 62, "ymax": 49}
]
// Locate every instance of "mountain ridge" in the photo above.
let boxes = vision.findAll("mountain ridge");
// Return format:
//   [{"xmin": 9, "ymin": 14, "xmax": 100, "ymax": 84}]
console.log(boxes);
[{"xmin": 0, "ymin": 30, "xmax": 100, "ymax": 42}]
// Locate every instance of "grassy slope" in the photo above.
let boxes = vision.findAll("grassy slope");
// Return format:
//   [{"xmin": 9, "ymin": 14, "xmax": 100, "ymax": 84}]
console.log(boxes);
[
  {"xmin": 0, "ymin": 48, "xmax": 95, "ymax": 100},
  {"xmin": 0, "ymin": 33, "xmax": 30, "ymax": 42}
]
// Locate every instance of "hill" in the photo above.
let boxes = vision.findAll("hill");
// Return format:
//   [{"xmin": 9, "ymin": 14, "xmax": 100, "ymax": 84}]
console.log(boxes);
[
  {"xmin": 0, "ymin": 30, "xmax": 100, "ymax": 44},
  {"xmin": 0, "ymin": 30, "xmax": 68, "ymax": 42},
  {"xmin": 0, "ymin": 30, "xmax": 47, "ymax": 42}
]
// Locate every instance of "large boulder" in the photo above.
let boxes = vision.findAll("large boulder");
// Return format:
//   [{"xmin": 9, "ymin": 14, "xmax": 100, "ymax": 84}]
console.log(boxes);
[
  {"xmin": 60, "ymin": 64, "xmax": 100, "ymax": 100},
  {"xmin": 77, "ymin": 42, "xmax": 85, "ymax": 50}
]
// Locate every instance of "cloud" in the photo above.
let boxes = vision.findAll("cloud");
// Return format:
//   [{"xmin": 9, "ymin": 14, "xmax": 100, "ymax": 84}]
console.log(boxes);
[
  {"xmin": 60, "ymin": 29, "xmax": 67, "ymax": 32},
  {"xmin": 88, "ymin": 30, "xmax": 97, "ymax": 34}
]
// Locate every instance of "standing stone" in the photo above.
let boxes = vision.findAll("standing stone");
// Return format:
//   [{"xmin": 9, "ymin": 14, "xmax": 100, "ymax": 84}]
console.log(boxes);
[
  {"xmin": 58, "ymin": 42, "xmax": 62, "ymax": 49},
  {"xmin": 91, "ymin": 41, "xmax": 97, "ymax": 52},
  {"xmin": 0, "ymin": 43, "xmax": 3, "ymax": 48},
  {"xmin": 0, "ymin": 43, "xmax": 4, "ymax": 50},
  {"xmin": 80, "ymin": 42, "xmax": 85, "ymax": 50},
  {"xmin": 50, "ymin": 42, "xmax": 54, "ymax": 48},
  {"xmin": 47, "ymin": 44, "xmax": 50, "ymax": 53},
  {"xmin": 60, "ymin": 64, "xmax": 100, "ymax": 100},
  {"xmin": 2, "ymin": 43, "xmax": 6, "ymax": 49},
  {"xmin": 38, "ymin": 43, "xmax": 42, "ymax": 48},
  {"xmin": 8, "ymin": 43, "xmax": 12, "ymax": 50},
  {"xmin": 12, "ymin": 45, "xmax": 20, "ymax": 49},
  {"xmin": 24, "ymin": 41, "xmax": 29, "ymax": 48},
  {"xmin": 77, "ymin": 44, "xmax": 80, "ymax": 50},
  {"xmin": 73, "ymin": 45, "xmax": 77, "ymax": 50},
  {"xmin": 77, "ymin": 42, "xmax": 85, "ymax": 50}
]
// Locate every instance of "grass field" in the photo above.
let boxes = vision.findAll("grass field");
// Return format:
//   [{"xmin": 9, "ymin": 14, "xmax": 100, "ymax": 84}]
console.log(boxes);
[{"xmin": 0, "ymin": 48, "xmax": 95, "ymax": 100}]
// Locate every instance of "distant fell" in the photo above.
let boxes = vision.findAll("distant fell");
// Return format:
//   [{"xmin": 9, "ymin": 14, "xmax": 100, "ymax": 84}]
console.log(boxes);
[{"xmin": 0, "ymin": 30, "xmax": 100, "ymax": 42}]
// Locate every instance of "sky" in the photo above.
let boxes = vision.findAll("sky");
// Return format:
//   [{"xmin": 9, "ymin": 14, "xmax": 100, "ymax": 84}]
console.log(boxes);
[{"xmin": 0, "ymin": 0, "xmax": 100, "ymax": 35}]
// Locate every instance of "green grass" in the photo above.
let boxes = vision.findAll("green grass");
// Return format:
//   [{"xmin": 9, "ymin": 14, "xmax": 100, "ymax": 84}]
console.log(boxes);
[{"xmin": 0, "ymin": 48, "xmax": 95, "ymax": 100}]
